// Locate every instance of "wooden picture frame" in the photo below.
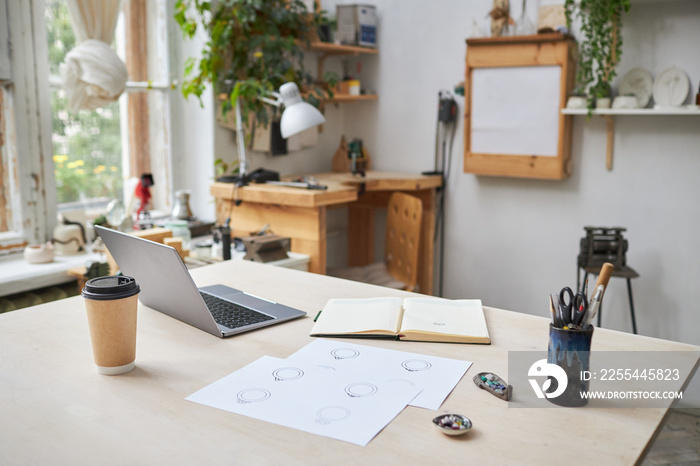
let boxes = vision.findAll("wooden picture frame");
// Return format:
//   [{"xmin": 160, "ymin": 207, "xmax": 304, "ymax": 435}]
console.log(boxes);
[{"xmin": 464, "ymin": 34, "xmax": 576, "ymax": 180}]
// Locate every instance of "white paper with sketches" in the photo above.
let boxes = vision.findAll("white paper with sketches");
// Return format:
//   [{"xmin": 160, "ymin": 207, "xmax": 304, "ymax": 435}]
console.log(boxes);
[
  {"xmin": 186, "ymin": 355, "xmax": 421, "ymax": 446},
  {"xmin": 288, "ymin": 339, "xmax": 472, "ymax": 410}
]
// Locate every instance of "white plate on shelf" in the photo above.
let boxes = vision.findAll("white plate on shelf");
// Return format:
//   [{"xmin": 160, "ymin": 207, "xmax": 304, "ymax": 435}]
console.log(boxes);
[
  {"xmin": 619, "ymin": 68, "xmax": 653, "ymax": 108},
  {"xmin": 652, "ymin": 66, "xmax": 689, "ymax": 107}
]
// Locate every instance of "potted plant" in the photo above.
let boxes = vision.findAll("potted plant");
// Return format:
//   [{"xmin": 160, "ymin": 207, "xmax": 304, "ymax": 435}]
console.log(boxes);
[
  {"xmin": 316, "ymin": 8, "xmax": 336, "ymax": 43},
  {"xmin": 566, "ymin": 87, "xmax": 588, "ymax": 110},
  {"xmin": 595, "ymin": 81, "xmax": 612, "ymax": 109},
  {"xmin": 174, "ymin": 0, "xmax": 335, "ymax": 127},
  {"xmin": 564, "ymin": 0, "xmax": 631, "ymax": 112}
]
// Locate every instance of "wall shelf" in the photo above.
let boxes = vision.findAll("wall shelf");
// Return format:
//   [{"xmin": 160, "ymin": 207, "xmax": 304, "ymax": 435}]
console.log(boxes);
[
  {"xmin": 303, "ymin": 41, "xmax": 378, "ymax": 56},
  {"xmin": 325, "ymin": 94, "xmax": 378, "ymax": 103},
  {"xmin": 302, "ymin": 41, "xmax": 378, "ymax": 100},
  {"xmin": 562, "ymin": 107, "xmax": 700, "ymax": 116},
  {"xmin": 562, "ymin": 107, "xmax": 700, "ymax": 170}
]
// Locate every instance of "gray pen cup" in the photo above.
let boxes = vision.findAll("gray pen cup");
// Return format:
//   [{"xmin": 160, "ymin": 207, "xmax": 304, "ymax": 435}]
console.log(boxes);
[{"xmin": 546, "ymin": 324, "xmax": 593, "ymax": 407}]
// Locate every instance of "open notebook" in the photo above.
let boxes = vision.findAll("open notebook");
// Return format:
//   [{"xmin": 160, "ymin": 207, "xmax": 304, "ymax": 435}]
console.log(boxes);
[{"xmin": 310, "ymin": 297, "xmax": 490, "ymax": 344}]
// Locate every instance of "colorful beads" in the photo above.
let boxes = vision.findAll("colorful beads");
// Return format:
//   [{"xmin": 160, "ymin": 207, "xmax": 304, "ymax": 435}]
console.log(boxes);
[
  {"xmin": 433, "ymin": 414, "xmax": 473, "ymax": 436},
  {"xmin": 473, "ymin": 371, "xmax": 513, "ymax": 401}
]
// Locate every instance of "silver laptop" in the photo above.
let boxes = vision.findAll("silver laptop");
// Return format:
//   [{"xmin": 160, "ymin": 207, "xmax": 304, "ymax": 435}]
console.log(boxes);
[{"xmin": 95, "ymin": 225, "xmax": 306, "ymax": 338}]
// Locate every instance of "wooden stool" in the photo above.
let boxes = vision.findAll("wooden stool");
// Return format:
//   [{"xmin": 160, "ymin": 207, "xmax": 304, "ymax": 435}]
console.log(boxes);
[{"xmin": 578, "ymin": 265, "xmax": 639, "ymax": 334}]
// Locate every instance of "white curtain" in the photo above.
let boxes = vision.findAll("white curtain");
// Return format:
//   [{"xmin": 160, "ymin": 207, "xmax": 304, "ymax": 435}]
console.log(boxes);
[{"xmin": 59, "ymin": 0, "xmax": 128, "ymax": 112}]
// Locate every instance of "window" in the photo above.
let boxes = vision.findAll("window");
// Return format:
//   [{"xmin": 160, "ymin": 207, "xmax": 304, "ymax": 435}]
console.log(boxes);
[
  {"xmin": 45, "ymin": 0, "xmax": 125, "ymax": 209},
  {"xmin": 45, "ymin": 0, "xmax": 173, "ymax": 227},
  {"xmin": 0, "ymin": 0, "xmax": 173, "ymax": 255}
]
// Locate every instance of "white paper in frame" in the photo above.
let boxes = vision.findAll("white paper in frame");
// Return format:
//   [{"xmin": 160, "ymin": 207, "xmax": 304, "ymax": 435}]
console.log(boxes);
[{"xmin": 470, "ymin": 66, "xmax": 561, "ymax": 157}]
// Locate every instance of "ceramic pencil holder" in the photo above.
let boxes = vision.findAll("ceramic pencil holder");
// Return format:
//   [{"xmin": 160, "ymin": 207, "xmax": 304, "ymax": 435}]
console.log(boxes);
[{"xmin": 547, "ymin": 324, "xmax": 593, "ymax": 407}]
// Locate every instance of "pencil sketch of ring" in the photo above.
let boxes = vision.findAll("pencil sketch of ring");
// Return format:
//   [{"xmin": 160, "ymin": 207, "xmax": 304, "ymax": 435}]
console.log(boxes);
[
  {"xmin": 331, "ymin": 348, "xmax": 360, "ymax": 360},
  {"xmin": 236, "ymin": 388, "xmax": 271, "ymax": 404},
  {"xmin": 272, "ymin": 367, "xmax": 304, "ymax": 381},
  {"xmin": 315, "ymin": 406, "xmax": 351, "ymax": 424},
  {"xmin": 344, "ymin": 382, "xmax": 378, "ymax": 397},
  {"xmin": 401, "ymin": 359, "xmax": 432, "ymax": 372}
]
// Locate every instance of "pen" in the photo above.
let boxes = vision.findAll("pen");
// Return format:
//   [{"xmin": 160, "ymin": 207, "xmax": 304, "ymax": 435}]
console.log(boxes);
[
  {"xmin": 550, "ymin": 293, "xmax": 562, "ymax": 328},
  {"xmin": 581, "ymin": 285, "xmax": 604, "ymax": 329},
  {"xmin": 549, "ymin": 295, "xmax": 558, "ymax": 327}
]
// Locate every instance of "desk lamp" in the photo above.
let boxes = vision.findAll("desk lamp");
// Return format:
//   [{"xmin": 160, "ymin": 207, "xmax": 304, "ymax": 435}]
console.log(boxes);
[{"xmin": 230, "ymin": 82, "xmax": 326, "ymax": 186}]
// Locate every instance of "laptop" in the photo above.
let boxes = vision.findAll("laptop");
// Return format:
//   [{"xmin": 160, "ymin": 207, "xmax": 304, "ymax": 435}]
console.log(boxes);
[{"xmin": 95, "ymin": 225, "xmax": 306, "ymax": 338}]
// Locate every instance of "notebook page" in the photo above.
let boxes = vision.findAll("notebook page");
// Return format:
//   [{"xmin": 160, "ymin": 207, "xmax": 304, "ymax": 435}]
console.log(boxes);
[
  {"xmin": 311, "ymin": 297, "xmax": 404, "ymax": 335},
  {"xmin": 400, "ymin": 298, "xmax": 488, "ymax": 339}
]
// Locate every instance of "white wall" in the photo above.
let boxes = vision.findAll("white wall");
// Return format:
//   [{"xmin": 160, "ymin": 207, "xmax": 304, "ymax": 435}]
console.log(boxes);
[
  {"xmin": 169, "ymin": 2, "xmax": 215, "ymax": 224},
  {"xmin": 179, "ymin": 0, "xmax": 700, "ymax": 405}
]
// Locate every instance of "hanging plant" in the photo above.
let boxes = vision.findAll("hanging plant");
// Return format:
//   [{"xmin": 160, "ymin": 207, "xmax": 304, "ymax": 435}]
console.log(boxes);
[
  {"xmin": 174, "ymin": 0, "xmax": 336, "ymax": 127},
  {"xmin": 564, "ymin": 0, "xmax": 631, "ymax": 111}
]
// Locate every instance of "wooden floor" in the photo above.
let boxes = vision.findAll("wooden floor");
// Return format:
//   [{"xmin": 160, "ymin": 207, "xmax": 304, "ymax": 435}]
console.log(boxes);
[{"xmin": 643, "ymin": 410, "xmax": 700, "ymax": 465}]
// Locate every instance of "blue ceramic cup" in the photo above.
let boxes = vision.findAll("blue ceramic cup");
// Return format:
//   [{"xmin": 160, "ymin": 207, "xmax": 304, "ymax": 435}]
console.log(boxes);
[{"xmin": 546, "ymin": 324, "xmax": 593, "ymax": 407}]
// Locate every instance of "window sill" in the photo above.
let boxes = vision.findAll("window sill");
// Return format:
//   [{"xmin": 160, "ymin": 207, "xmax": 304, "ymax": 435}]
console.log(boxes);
[{"xmin": 0, "ymin": 250, "xmax": 100, "ymax": 297}]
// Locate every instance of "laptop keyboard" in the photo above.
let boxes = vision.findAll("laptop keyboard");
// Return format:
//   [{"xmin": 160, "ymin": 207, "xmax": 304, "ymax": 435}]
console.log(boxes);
[{"xmin": 200, "ymin": 292, "xmax": 274, "ymax": 329}]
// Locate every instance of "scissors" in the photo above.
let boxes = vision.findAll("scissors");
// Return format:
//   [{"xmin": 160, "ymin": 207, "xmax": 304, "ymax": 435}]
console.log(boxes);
[{"xmin": 558, "ymin": 286, "xmax": 588, "ymax": 327}]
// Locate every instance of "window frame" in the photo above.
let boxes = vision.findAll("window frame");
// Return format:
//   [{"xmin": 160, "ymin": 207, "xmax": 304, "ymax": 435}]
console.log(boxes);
[
  {"xmin": 0, "ymin": 0, "xmax": 55, "ymax": 251},
  {"xmin": 0, "ymin": 0, "xmax": 174, "ymax": 254},
  {"xmin": 0, "ymin": 0, "xmax": 10, "ymax": 80}
]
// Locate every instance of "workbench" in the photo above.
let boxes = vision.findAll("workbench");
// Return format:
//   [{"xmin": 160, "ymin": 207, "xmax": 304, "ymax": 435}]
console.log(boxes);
[
  {"xmin": 1, "ymin": 259, "xmax": 697, "ymax": 465},
  {"xmin": 211, "ymin": 171, "xmax": 442, "ymax": 294}
]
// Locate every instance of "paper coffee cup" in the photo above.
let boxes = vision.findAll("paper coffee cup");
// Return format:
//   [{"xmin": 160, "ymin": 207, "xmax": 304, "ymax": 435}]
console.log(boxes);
[{"xmin": 82, "ymin": 276, "xmax": 140, "ymax": 375}]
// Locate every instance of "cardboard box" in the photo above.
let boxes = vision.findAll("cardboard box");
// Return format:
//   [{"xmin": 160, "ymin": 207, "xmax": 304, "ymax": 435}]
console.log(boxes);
[{"xmin": 336, "ymin": 4, "xmax": 377, "ymax": 48}]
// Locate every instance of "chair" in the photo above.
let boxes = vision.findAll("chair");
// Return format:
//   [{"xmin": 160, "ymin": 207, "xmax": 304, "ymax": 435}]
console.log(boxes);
[{"xmin": 329, "ymin": 192, "xmax": 423, "ymax": 291}]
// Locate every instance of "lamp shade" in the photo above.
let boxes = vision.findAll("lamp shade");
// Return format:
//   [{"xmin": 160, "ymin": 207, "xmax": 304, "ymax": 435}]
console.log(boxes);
[{"xmin": 279, "ymin": 82, "xmax": 326, "ymax": 139}]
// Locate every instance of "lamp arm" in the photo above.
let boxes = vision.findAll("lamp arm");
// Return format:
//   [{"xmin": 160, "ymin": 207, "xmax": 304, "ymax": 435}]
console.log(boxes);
[
  {"xmin": 258, "ymin": 91, "xmax": 283, "ymax": 108},
  {"xmin": 235, "ymin": 97, "xmax": 248, "ymax": 178}
]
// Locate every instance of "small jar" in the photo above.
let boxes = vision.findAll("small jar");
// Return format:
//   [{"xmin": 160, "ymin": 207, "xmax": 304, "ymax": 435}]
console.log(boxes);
[
  {"xmin": 166, "ymin": 220, "xmax": 191, "ymax": 250},
  {"xmin": 194, "ymin": 242, "xmax": 212, "ymax": 259}
]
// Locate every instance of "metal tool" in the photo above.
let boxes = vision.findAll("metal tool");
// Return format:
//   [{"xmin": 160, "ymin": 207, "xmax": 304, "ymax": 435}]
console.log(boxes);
[
  {"xmin": 265, "ymin": 181, "xmax": 327, "ymax": 190},
  {"xmin": 558, "ymin": 286, "xmax": 588, "ymax": 327},
  {"xmin": 578, "ymin": 226, "xmax": 628, "ymax": 270}
]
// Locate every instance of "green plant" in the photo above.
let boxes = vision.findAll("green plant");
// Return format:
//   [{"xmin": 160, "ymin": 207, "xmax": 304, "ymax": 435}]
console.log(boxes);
[
  {"xmin": 565, "ymin": 0, "xmax": 631, "ymax": 111},
  {"xmin": 595, "ymin": 80, "xmax": 612, "ymax": 99},
  {"xmin": 315, "ymin": 8, "xmax": 336, "ymax": 43},
  {"xmin": 174, "ymin": 0, "xmax": 336, "ymax": 127},
  {"xmin": 214, "ymin": 157, "xmax": 239, "ymax": 178}
]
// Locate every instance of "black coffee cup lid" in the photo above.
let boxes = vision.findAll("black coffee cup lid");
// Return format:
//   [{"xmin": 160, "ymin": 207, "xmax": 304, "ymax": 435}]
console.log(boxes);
[{"xmin": 82, "ymin": 276, "xmax": 140, "ymax": 301}]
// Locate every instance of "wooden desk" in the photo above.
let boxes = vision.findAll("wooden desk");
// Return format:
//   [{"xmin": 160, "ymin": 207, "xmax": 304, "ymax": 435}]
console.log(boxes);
[
  {"xmin": 1, "ymin": 260, "xmax": 698, "ymax": 465},
  {"xmin": 211, "ymin": 171, "xmax": 442, "ymax": 294}
]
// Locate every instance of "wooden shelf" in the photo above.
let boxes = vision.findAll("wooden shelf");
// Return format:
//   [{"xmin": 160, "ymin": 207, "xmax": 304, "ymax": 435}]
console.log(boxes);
[
  {"xmin": 466, "ymin": 32, "xmax": 572, "ymax": 46},
  {"xmin": 303, "ymin": 42, "xmax": 378, "ymax": 102},
  {"xmin": 325, "ymin": 94, "xmax": 377, "ymax": 103},
  {"xmin": 217, "ymin": 92, "xmax": 377, "ymax": 105},
  {"xmin": 562, "ymin": 106, "xmax": 700, "ymax": 170},
  {"xmin": 302, "ymin": 41, "xmax": 378, "ymax": 56},
  {"xmin": 562, "ymin": 107, "xmax": 700, "ymax": 116}
]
